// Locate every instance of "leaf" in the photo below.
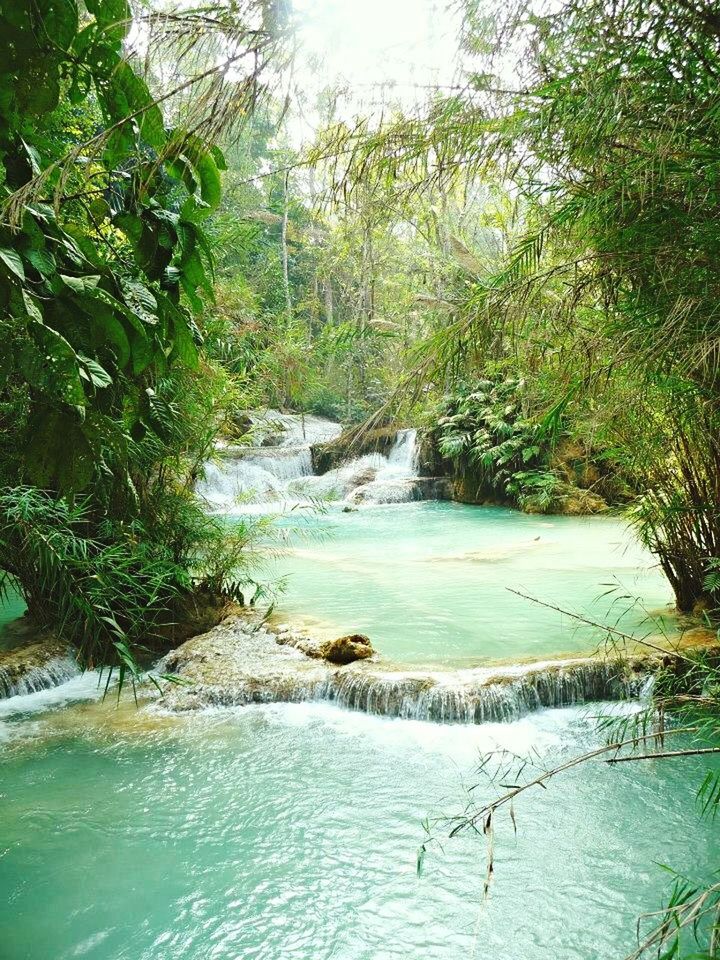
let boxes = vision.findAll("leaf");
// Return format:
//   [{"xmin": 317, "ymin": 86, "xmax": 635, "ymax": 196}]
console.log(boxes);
[
  {"xmin": 22, "ymin": 290, "xmax": 43, "ymax": 324},
  {"xmin": 60, "ymin": 273, "xmax": 101, "ymax": 294},
  {"xmin": 175, "ymin": 134, "xmax": 222, "ymax": 218},
  {"xmin": 91, "ymin": 307, "xmax": 131, "ymax": 368},
  {"xmin": 16, "ymin": 59, "xmax": 61, "ymax": 115},
  {"xmin": 24, "ymin": 247, "xmax": 56, "ymax": 278},
  {"xmin": 170, "ymin": 310, "xmax": 199, "ymax": 368},
  {"xmin": 25, "ymin": 409, "xmax": 94, "ymax": 492},
  {"xmin": 40, "ymin": 0, "xmax": 79, "ymax": 50},
  {"xmin": 156, "ymin": 292, "xmax": 199, "ymax": 368},
  {"xmin": 0, "ymin": 247, "xmax": 25, "ymax": 281},
  {"xmin": 85, "ymin": 0, "xmax": 130, "ymax": 42},
  {"xmin": 119, "ymin": 277, "xmax": 157, "ymax": 325},
  {"xmin": 78, "ymin": 354, "xmax": 113, "ymax": 388},
  {"xmin": 101, "ymin": 61, "xmax": 165, "ymax": 153},
  {"xmin": 114, "ymin": 212, "xmax": 143, "ymax": 246},
  {"xmin": 19, "ymin": 320, "xmax": 86, "ymax": 406},
  {"xmin": 210, "ymin": 145, "xmax": 227, "ymax": 170}
]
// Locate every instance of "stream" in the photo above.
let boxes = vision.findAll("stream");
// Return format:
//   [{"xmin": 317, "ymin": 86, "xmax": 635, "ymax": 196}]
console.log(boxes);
[{"xmin": 0, "ymin": 412, "xmax": 717, "ymax": 960}]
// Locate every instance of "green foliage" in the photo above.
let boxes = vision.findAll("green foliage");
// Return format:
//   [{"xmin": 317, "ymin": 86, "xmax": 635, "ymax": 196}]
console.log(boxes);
[
  {"xmin": 704, "ymin": 560, "xmax": 720, "ymax": 605},
  {"xmin": 0, "ymin": 1, "xmax": 278, "ymax": 671},
  {"xmin": 0, "ymin": 0, "xmax": 223, "ymax": 497},
  {"xmin": 0, "ymin": 486, "xmax": 185, "ymax": 673},
  {"xmin": 437, "ymin": 377, "xmax": 560, "ymax": 507}
]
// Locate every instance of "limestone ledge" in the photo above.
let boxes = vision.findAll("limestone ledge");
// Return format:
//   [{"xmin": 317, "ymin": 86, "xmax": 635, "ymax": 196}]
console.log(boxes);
[
  {"xmin": 155, "ymin": 613, "xmax": 680, "ymax": 721},
  {"xmin": 0, "ymin": 635, "xmax": 79, "ymax": 699}
]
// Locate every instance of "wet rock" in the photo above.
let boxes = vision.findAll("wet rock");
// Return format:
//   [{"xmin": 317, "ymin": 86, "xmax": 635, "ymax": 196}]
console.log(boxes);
[
  {"xmin": 156, "ymin": 610, "xmax": 720, "ymax": 721},
  {"xmin": 318, "ymin": 634, "xmax": 374, "ymax": 664},
  {"xmin": 555, "ymin": 486, "xmax": 609, "ymax": 516},
  {"xmin": 409, "ymin": 477, "xmax": 454, "ymax": 501},
  {"xmin": 311, "ymin": 426, "xmax": 397, "ymax": 474},
  {"xmin": 0, "ymin": 636, "xmax": 79, "ymax": 699},
  {"xmin": 416, "ymin": 430, "xmax": 453, "ymax": 478},
  {"xmin": 155, "ymin": 590, "xmax": 240, "ymax": 651}
]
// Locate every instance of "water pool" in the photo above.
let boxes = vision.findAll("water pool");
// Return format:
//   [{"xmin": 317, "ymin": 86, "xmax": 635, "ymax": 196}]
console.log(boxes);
[
  {"xmin": 0, "ymin": 587, "xmax": 27, "ymax": 652},
  {"xmin": 0, "ymin": 691, "xmax": 717, "ymax": 960},
  {"xmin": 269, "ymin": 502, "xmax": 675, "ymax": 666}
]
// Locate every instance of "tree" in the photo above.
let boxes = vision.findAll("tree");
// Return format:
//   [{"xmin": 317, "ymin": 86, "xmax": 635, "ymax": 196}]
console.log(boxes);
[{"xmin": 0, "ymin": 0, "xmax": 287, "ymax": 670}]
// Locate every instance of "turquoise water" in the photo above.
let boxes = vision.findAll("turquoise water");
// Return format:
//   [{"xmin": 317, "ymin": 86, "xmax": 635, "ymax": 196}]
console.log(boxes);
[
  {"xmin": 0, "ymin": 503, "xmax": 712, "ymax": 959},
  {"xmin": 271, "ymin": 503, "xmax": 674, "ymax": 666},
  {"xmin": 0, "ymin": 585, "xmax": 27, "ymax": 651},
  {"xmin": 0, "ymin": 690, "xmax": 717, "ymax": 960}
]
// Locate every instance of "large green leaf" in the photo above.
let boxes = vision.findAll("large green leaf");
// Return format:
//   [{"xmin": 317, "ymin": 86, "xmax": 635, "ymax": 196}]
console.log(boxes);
[
  {"xmin": 70, "ymin": 285, "xmax": 156, "ymax": 375},
  {"xmin": 19, "ymin": 320, "xmax": 86, "ymax": 406},
  {"xmin": 157, "ymin": 293, "xmax": 199, "ymax": 369},
  {"xmin": 78, "ymin": 354, "xmax": 113, "ymax": 389},
  {"xmin": 84, "ymin": 0, "xmax": 130, "ymax": 43},
  {"xmin": 0, "ymin": 247, "xmax": 25, "ymax": 281},
  {"xmin": 38, "ymin": 0, "xmax": 78, "ymax": 50},
  {"xmin": 25, "ymin": 409, "xmax": 94, "ymax": 492},
  {"xmin": 24, "ymin": 247, "xmax": 56, "ymax": 278},
  {"xmin": 102, "ymin": 61, "xmax": 166, "ymax": 152},
  {"xmin": 173, "ymin": 134, "xmax": 222, "ymax": 219},
  {"xmin": 119, "ymin": 277, "xmax": 158, "ymax": 326},
  {"xmin": 87, "ymin": 304, "xmax": 131, "ymax": 369}
]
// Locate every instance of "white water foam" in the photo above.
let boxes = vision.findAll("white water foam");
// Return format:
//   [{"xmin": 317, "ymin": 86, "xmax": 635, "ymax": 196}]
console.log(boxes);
[
  {"xmin": 0, "ymin": 670, "xmax": 106, "ymax": 719},
  {"xmin": 0, "ymin": 655, "xmax": 80, "ymax": 700},
  {"xmin": 0, "ymin": 670, "xmax": 110, "ymax": 742},
  {"xmin": 197, "ymin": 413, "xmax": 422, "ymax": 511}
]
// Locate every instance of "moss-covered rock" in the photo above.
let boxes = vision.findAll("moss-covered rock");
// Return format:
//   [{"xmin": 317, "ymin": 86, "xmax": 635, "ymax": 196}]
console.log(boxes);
[
  {"xmin": 318, "ymin": 634, "xmax": 374, "ymax": 664},
  {"xmin": 0, "ymin": 635, "xmax": 78, "ymax": 699},
  {"xmin": 311, "ymin": 426, "xmax": 398, "ymax": 474},
  {"xmin": 416, "ymin": 430, "xmax": 453, "ymax": 478},
  {"xmin": 153, "ymin": 590, "xmax": 241, "ymax": 652},
  {"xmin": 550, "ymin": 438, "xmax": 635, "ymax": 504},
  {"xmin": 524, "ymin": 483, "xmax": 609, "ymax": 515}
]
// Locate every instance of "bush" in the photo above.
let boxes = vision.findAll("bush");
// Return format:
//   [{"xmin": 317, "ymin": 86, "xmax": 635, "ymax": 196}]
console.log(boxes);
[{"xmin": 437, "ymin": 377, "xmax": 560, "ymax": 507}]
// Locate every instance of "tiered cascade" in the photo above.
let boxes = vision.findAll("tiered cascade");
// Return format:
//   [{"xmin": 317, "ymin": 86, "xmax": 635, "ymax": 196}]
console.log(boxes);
[{"xmin": 197, "ymin": 412, "xmax": 423, "ymax": 510}]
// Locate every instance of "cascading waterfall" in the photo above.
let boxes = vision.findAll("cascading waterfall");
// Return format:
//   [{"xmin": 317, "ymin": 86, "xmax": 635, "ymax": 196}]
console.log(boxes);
[
  {"xmin": 322, "ymin": 659, "xmax": 640, "ymax": 723},
  {"xmin": 196, "ymin": 411, "xmax": 340, "ymax": 510},
  {"xmin": 197, "ymin": 411, "xmax": 423, "ymax": 510},
  {"xmin": 165, "ymin": 659, "xmax": 647, "ymax": 723},
  {"xmin": 344, "ymin": 428, "xmax": 420, "ymax": 504},
  {"xmin": 160, "ymin": 617, "xmax": 651, "ymax": 723},
  {"xmin": 0, "ymin": 654, "xmax": 80, "ymax": 700}
]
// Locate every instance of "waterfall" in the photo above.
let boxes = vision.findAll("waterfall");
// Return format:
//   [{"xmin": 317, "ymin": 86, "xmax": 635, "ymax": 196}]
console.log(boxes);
[
  {"xmin": 198, "ymin": 413, "xmax": 423, "ymax": 510},
  {"xmin": 165, "ymin": 659, "xmax": 646, "ymax": 723},
  {"xmin": 345, "ymin": 428, "xmax": 420, "ymax": 505},
  {"xmin": 161, "ymin": 617, "xmax": 649, "ymax": 723},
  {"xmin": 196, "ymin": 411, "xmax": 341, "ymax": 510},
  {"xmin": 387, "ymin": 428, "xmax": 419, "ymax": 472},
  {"xmin": 0, "ymin": 653, "xmax": 80, "ymax": 700}
]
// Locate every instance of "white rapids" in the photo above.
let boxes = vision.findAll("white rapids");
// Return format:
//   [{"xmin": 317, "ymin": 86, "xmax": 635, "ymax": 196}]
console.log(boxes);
[{"xmin": 197, "ymin": 411, "xmax": 422, "ymax": 511}]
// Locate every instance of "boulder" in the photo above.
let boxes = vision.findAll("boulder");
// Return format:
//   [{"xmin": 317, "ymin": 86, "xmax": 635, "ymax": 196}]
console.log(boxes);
[
  {"xmin": 556, "ymin": 486, "xmax": 609, "ymax": 516},
  {"xmin": 274, "ymin": 629, "xmax": 375, "ymax": 664},
  {"xmin": 311, "ymin": 426, "xmax": 397, "ymax": 474},
  {"xmin": 318, "ymin": 634, "xmax": 374, "ymax": 665}
]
